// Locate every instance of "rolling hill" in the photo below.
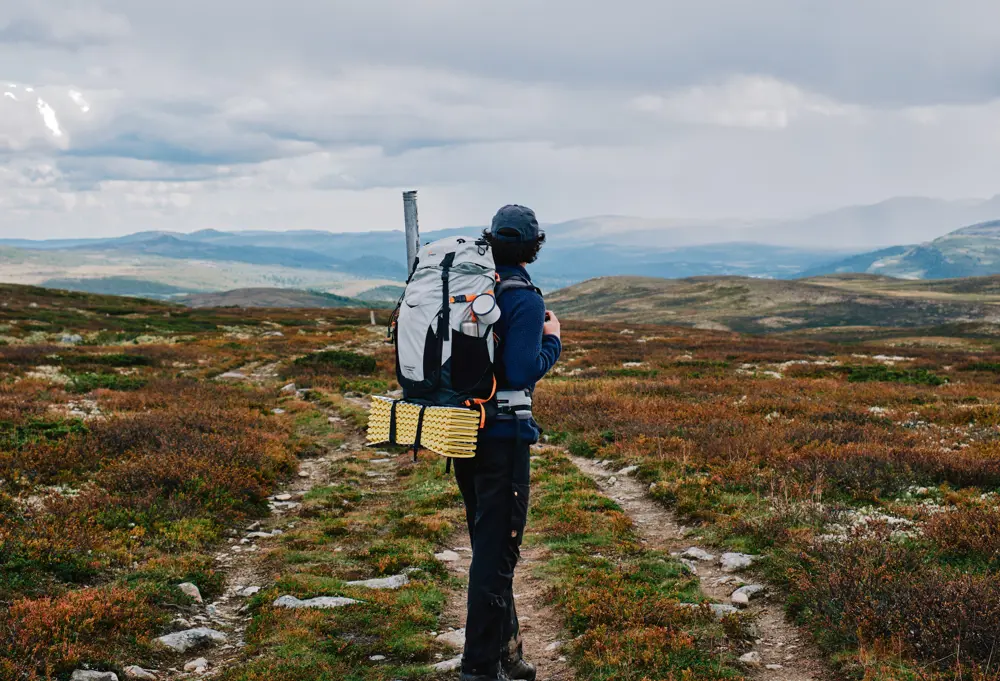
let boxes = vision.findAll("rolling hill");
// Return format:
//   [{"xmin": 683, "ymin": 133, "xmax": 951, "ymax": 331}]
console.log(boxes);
[
  {"xmin": 178, "ymin": 288, "xmax": 383, "ymax": 309},
  {"xmin": 547, "ymin": 274, "xmax": 1000, "ymax": 334}
]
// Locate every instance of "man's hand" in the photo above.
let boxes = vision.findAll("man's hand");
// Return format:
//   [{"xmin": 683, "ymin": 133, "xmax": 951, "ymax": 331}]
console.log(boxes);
[{"xmin": 543, "ymin": 310, "xmax": 561, "ymax": 338}]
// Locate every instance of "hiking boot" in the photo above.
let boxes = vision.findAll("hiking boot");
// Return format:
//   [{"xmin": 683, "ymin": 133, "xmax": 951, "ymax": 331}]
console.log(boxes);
[
  {"xmin": 459, "ymin": 667, "xmax": 512, "ymax": 681},
  {"xmin": 502, "ymin": 657, "xmax": 537, "ymax": 681}
]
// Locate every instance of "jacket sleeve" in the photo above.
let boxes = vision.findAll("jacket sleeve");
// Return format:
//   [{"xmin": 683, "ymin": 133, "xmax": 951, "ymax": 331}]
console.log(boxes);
[{"xmin": 501, "ymin": 289, "xmax": 562, "ymax": 389}]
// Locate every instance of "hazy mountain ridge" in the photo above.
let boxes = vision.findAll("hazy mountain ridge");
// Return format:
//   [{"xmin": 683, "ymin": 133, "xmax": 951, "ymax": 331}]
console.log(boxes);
[
  {"xmin": 3, "ymin": 195, "xmax": 999, "ymax": 299},
  {"xmin": 805, "ymin": 219, "xmax": 1000, "ymax": 279},
  {"xmin": 0, "ymin": 222, "xmax": 853, "ymax": 294}
]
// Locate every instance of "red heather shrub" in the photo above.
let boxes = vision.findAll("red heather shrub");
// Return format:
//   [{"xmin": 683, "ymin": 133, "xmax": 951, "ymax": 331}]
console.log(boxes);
[
  {"xmin": 788, "ymin": 531, "xmax": 1000, "ymax": 669},
  {"xmin": 924, "ymin": 504, "xmax": 1000, "ymax": 560},
  {"xmin": 0, "ymin": 585, "xmax": 164, "ymax": 677}
]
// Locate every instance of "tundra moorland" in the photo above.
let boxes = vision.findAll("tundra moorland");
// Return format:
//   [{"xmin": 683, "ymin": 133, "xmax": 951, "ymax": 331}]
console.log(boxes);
[{"xmin": 3, "ymin": 283, "xmax": 1000, "ymax": 680}]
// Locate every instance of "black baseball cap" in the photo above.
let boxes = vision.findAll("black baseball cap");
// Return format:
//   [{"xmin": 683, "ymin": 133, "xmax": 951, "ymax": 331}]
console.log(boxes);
[{"xmin": 490, "ymin": 205, "xmax": 541, "ymax": 242}]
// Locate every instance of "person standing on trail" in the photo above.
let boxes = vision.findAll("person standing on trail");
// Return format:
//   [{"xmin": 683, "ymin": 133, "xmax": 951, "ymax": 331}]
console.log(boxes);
[{"xmin": 454, "ymin": 205, "xmax": 562, "ymax": 681}]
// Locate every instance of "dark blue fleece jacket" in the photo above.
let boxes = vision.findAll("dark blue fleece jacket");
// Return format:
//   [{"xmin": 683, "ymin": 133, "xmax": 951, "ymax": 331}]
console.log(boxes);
[{"xmin": 481, "ymin": 265, "xmax": 562, "ymax": 443}]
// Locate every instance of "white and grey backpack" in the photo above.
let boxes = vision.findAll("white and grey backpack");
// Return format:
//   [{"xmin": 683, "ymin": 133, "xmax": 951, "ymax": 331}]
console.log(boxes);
[{"xmin": 390, "ymin": 236, "xmax": 540, "ymax": 427}]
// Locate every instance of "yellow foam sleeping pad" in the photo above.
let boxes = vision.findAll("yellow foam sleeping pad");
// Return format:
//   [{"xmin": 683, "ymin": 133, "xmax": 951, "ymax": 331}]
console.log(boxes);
[{"xmin": 367, "ymin": 395, "xmax": 480, "ymax": 458}]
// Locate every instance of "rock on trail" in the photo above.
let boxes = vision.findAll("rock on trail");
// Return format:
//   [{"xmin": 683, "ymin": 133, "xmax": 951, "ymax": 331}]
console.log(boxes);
[
  {"xmin": 720, "ymin": 552, "xmax": 759, "ymax": 572},
  {"xmin": 431, "ymin": 656, "xmax": 464, "ymax": 673},
  {"xmin": 682, "ymin": 547, "xmax": 716, "ymax": 562},
  {"xmin": 732, "ymin": 584, "xmax": 767, "ymax": 607},
  {"xmin": 154, "ymin": 627, "xmax": 227, "ymax": 653},
  {"xmin": 273, "ymin": 595, "xmax": 361, "ymax": 609},
  {"xmin": 436, "ymin": 628, "xmax": 466, "ymax": 648},
  {"xmin": 177, "ymin": 582, "xmax": 203, "ymax": 603},
  {"xmin": 71, "ymin": 672, "xmax": 118, "ymax": 681},
  {"xmin": 345, "ymin": 573, "xmax": 409, "ymax": 590}
]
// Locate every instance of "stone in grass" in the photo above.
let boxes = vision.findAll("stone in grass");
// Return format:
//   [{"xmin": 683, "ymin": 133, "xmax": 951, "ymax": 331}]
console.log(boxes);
[
  {"xmin": 280, "ymin": 383, "xmax": 297, "ymax": 394},
  {"xmin": 183, "ymin": 658, "xmax": 209, "ymax": 673},
  {"xmin": 720, "ymin": 552, "xmax": 759, "ymax": 572},
  {"xmin": 71, "ymin": 672, "xmax": 118, "ymax": 681},
  {"xmin": 617, "ymin": 465, "xmax": 639, "ymax": 476},
  {"xmin": 731, "ymin": 584, "xmax": 766, "ymax": 607},
  {"xmin": 122, "ymin": 667, "xmax": 158, "ymax": 681},
  {"xmin": 154, "ymin": 627, "xmax": 227, "ymax": 653},
  {"xmin": 681, "ymin": 547, "xmax": 716, "ymax": 562},
  {"xmin": 245, "ymin": 531, "xmax": 277, "ymax": 540},
  {"xmin": 435, "ymin": 550, "xmax": 461, "ymax": 562},
  {"xmin": 709, "ymin": 603, "xmax": 739, "ymax": 619},
  {"xmin": 677, "ymin": 603, "xmax": 738, "ymax": 620},
  {"xmin": 346, "ymin": 573, "xmax": 409, "ymax": 590},
  {"xmin": 239, "ymin": 586, "xmax": 262, "ymax": 597},
  {"xmin": 739, "ymin": 651, "xmax": 762, "ymax": 667},
  {"xmin": 431, "ymin": 656, "xmax": 463, "ymax": 672},
  {"xmin": 369, "ymin": 655, "xmax": 386, "ymax": 661},
  {"xmin": 178, "ymin": 582, "xmax": 203, "ymax": 603},
  {"xmin": 436, "ymin": 628, "xmax": 466, "ymax": 648},
  {"xmin": 273, "ymin": 595, "xmax": 361, "ymax": 609}
]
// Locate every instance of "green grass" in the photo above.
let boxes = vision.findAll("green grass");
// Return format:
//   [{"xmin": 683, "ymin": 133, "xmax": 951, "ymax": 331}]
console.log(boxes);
[
  {"xmin": 846, "ymin": 365, "xmax": 946, "ymax": 386},
  {"xmin": 0, "ymin": 418, "xmax": 87, "ymax": 450},
  {"xmin": 294, "ymin": 350, "xmax": 377, "ymax": 374},
  {"xmin": 60, "ymin": 353, "xmax": 156, "ymax": 368},
  {"xmin": 67, "ymin": 372, "xmax": 148, "ymax": 393},
  {"xmin": 216, "ymin": 409, "xmax": 461, "ymax": 681},
  {"xmin": 528, "ymin": 452, "xmax": 747, "ymax": 681}
]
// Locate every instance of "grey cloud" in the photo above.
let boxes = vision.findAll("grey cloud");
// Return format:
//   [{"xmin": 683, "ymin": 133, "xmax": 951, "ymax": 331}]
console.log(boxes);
[
  {"xmin": 3, "ymin": 0, "xmax": 1000, "ymax": 240},
  {"xmin": 101, "ymin": 0, "xmax": 1000, "ymax": 106},
  {"xmin": 0, "ymin": 1, "xmax": 130, "ymax": 48}
]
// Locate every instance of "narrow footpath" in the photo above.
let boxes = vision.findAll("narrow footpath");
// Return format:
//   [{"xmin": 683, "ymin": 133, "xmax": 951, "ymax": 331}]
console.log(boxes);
[
  {"xmin": 438, "ymin": 538, "xmax": 576, "ymax": 681},
  {"xmin": 569, "ymin": 453, "xmax": 830, "ymax": 681}
]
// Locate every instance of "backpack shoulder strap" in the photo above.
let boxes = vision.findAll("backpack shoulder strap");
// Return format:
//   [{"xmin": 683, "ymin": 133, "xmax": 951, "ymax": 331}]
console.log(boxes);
[{"xmin": 495, "ymin": 272, "xmax": 543, "ymax": 299}]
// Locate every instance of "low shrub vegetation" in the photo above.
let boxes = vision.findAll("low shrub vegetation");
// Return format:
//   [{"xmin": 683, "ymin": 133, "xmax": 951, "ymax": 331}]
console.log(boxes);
[{"xmin": 536, "ymin": 322, "xmax": 1000, "ymax": 678}]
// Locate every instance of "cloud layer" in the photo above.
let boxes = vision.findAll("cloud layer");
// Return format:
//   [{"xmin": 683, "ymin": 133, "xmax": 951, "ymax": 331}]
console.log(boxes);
[{"xmin": 2, "ymin": 0, "xmax": 1000, "ymax": 239}]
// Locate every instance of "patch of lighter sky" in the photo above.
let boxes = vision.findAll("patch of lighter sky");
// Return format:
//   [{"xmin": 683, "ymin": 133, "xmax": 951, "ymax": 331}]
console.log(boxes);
[
  {"xmin": 35, "ymin": 98, "xmax": 64, "ymax": 137},
  {"xmin": 68, "ymin": 90, "xmax": 90, "ymax": 113}
]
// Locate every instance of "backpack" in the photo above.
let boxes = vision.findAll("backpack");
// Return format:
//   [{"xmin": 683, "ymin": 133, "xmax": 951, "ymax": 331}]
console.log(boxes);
[{"xmin": 389, "ymin": 236, "xmax": 540, "ymax": 428}]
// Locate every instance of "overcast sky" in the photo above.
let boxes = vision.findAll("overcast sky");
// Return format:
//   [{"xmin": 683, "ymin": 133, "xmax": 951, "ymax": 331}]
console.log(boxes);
[{"xmin": 2, "ymin": 0, "xmax": 1000, "ymax": 239}]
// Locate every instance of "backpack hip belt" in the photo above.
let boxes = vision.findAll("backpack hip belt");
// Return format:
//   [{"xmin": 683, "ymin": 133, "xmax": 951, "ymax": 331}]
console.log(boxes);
[{"xmin": 496, "ymin": 388, "xmax": 533, "ymax": 420}]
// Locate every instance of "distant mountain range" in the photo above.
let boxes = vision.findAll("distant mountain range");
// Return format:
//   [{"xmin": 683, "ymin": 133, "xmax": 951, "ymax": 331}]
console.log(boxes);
[
  {"xmin": 801, "ymin": 220, "xmax": 1000, "ymax": 280},
  {"xmin": 2, "ymin": 195, "xmax": 999, "ymax": 301},
  {"xmin": 0, "ymin": 222, "xmax": 853, "ymax": 296}
]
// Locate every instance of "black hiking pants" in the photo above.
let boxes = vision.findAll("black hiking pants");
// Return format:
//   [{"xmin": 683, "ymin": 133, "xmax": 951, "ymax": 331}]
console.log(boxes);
[{"xmin": 454, "ymin": 438, "xmax": 531, "ymax": 674}]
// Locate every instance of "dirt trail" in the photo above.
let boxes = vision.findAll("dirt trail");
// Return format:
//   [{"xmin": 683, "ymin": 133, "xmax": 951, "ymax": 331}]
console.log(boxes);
[
  {"xmin": 439, "ymin": 538, "xmax": 576, "ymax": 680},
  {"xmin": 159, "ymin": 407, "xmax": 363, "ymax": 679},
  {"xmin": 569, "ymin": 454, "xmax": 829, "ymax": 681}
]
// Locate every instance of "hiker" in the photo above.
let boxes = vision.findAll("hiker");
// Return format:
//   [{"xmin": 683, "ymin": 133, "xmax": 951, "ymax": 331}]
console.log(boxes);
[{"xmin": 454, "ymin": 205, "xmax": 562, "ymax": 681}]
